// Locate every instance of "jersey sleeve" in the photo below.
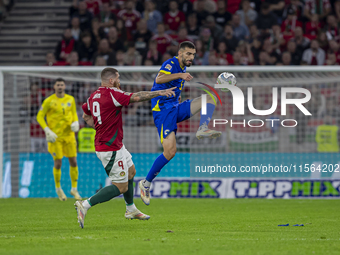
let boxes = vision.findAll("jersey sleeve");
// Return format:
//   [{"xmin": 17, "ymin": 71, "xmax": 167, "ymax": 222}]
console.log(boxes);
[
  {"xmin": 36, "ymin": 97, "xmax": 50, "ymax": 130},
  {"xmin": 71, "ymin": 97, "xmax": 79, "ymax": 122},
  {"xmin": 82, "ymin": 101, "xmax": 91, "ymax": 115},
  {"xmin": 110, "ymin": 90, "xmax": 133, "ymax": 107},
  {"xmin": 159, "ymin": 59, "xmax": 175, "ymax": 75}
]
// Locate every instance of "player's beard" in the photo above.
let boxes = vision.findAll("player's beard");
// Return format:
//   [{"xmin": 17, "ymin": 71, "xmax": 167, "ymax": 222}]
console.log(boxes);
[{"xmin": 183, "ymin": 57, "xmax": 193, "ymax": 67}]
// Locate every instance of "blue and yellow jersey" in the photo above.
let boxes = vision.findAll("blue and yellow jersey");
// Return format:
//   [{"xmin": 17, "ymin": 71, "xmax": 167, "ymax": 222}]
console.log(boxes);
[
  {"xmin": 37, "ymin": 94, "xmax": 78, "ymax": 138},
  {"xmin": 151, "ymin": 56, "xmax": 186, "ymax": 111}
]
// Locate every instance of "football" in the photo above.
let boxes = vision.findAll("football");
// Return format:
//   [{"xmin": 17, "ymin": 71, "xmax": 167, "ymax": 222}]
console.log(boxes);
[{"xmin": 216, "ymin": 72, "xmax": 237, "ymax": 92}]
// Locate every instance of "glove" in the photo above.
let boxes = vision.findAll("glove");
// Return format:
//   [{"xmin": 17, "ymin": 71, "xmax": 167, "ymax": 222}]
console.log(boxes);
[
  {"xmin": 71, "ymin": 121, "xmax": 79, "ymax": 132},
  {"xmin": 44, "ymin": 127, "xmax": 58, "ymax": 143}
]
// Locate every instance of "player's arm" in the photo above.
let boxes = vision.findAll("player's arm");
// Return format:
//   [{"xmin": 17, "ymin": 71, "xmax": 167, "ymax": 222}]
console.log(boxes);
[
  {"xmin": 36, "ymin": 98, "xmax": 58, "ymax": 143},
  {"xmin": 130, "ymin": 87, "xmax": 176, "ymax": 103},
  {"xmin": 155, "ymin": 72, "xmax": 193, "ymax": 84},
  {"xmin": 82, "ymin": 112, "xmax": 95, "ymax": 129},
  {"xmin": 82, "ymin": 102, "xmax": 95, "ymax": 128},
  {"xmin": 70, "ymin": 97, "xmax": 80, "ymax": 132}
]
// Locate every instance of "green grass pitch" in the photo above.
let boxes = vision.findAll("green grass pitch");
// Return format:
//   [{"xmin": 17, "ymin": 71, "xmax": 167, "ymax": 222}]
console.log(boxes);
[{"xmin": 0, "ymin": 198, "xmax": 339, "ymax": 255}]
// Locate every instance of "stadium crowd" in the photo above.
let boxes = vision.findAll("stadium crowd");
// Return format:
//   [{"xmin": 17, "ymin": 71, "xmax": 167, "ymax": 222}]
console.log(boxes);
[{"xmin": 44, "ymin": 0, "xmax": 340, "ymax": 67}]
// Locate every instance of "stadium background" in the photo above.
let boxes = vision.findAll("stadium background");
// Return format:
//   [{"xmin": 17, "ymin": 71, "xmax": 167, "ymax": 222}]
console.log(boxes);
[{"xmin": 1, "ymin": 0, "xmax": 340, "ymax": 200}]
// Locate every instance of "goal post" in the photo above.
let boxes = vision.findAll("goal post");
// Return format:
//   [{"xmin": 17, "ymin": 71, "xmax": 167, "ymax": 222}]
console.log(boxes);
[{"xmin": 1, "ymin": 66, "xmax": 340, "ymax": 198}]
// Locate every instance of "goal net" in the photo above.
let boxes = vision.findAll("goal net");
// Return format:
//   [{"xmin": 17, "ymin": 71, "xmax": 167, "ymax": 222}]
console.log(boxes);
[{"xmin": 1, "ymin": 66, "xmax": 340, "ymax": 198}]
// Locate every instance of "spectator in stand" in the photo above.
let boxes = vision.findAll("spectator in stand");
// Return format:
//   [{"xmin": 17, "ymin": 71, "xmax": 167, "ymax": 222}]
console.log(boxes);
[
  {"xmin": 162, "ymin": 52, "xmax": 172, "ymax": 62},
  {"xmin": 200, "ymin": 28, "xmax": 214, "ymax": 52},
  {"xmin": 85, "ymin": 0, "xmax": 100, "ymax": 17},
  {"xmin": 98, "ymin": 2, "xmax": 116, "ymax": 34},
  {"xmin": 232, "ymin": 51, "xmax": 243, "ymax": 65},
  {"xmin": 257, "ymin": 51, "xmax": 271, "ymax": 65},
  {"xmin": 262, "ymin": 38, "xmax": 280, "ymax": 64},
  {"xmin": 193, "ymin": 39, "xmax": 209, "ymax": 65},
  {"xmin": 287, "ymin": 40, "xmax": 302, "ymax": 65},
  {"xmin": 70, "ymin": 1, "xmax": 92, "ymax": 32},
  {"xmin": 178, "ymin": 0, "xmax": 193, "ymax": 16},
  {"xmin": 116, "ymin": 19, "xmax": 127, "ymax": 44},
  {"xmin": 265, "ymin": 0, "xmax": 285, "ymax": 23},
  {"xmin": 334, "ymin": 0, "xmax": 340, "ymax": 22},
  {"xmin": 91, "ymin": 18, "xmax": 106, "ymax": 44},
  {"xmin": 325, "ymin": 15, "xmax": 339, "ymax": 41},
  {"xmin": 143, "ymin": 0, "xmax": 162, "ymax": 34},
  {"xmin": 236, "ymin": 40, "xmax": 254, "ymax": 65},
  {"xmin": 143, "ymin": 40, "xmax": 162, "ymax": 65},
  {"xmin": 236, "ymin": 0, "xmax": 258, "ymax": 26},
  {"xmin": 303, "ymin": 0, "xmax": 331, "ymax": 21},
  {"xmin": 256, "ymin": 2, "xmax": 278, "ymax": 31},
  {"xmin": 282, "ymin": 0, "xmax": 303, "ymax": 20},
  {"xmin": 213, "ymin": 0, "xmax": 232, "ymax": 28},
  {"xmin": 66, "ymin": 51, "xmax": 92, "ymax": 66},
  {"xmin": 281, "ymin": 51, "xmax": 292, "ymax": 65},
  {"xmin": 134, "ymin": 19, "xmax": 152, "ymax": 56},
  {"xmin": 45, "ymin": 52, "xmax": 57, "ymax": 66},
  {"xmin": 123, "ymin": 42, "xmax": 142, "ymax": 66},
  {"xmin": 231, "ymin": 13, "xmax": 249, "ymax": 41},
  {"xmin": 248, "ymin": 24, "xmax": 260, "ymax": 43},
  {"xmin": 220, "ymin": 24, "xmax": 239, "ymax": 53},
  {"xmin": 328, "ymin": 40, "xmax": 340, "ymax": 63},
  {"xmin": 94, "ymin": 56, "xmax": 106, "ymax": 66},
  {"xmin": 92, "ymin": 38, "xmax": 117, "ymax": 65},
  {"xmin": 77, "ymin": 31, "xmax": 97, "ymax": 62},
  {"xmin": 151, "ymin": 23, "xmax": 172, "ymax": 55},
  {"xmin": 216, "ymin": 41, "xmax": 234, "ymax": 65},
  {"xmin": 292, "ymin": 26, "xmax": 310, "ymax": 53},
  {"xmin": 187, "ymin": 12, "xmax": 200, "ymax": 37},
  {"xmin": 167, "ymin": 41, "xmax": 179, "ymax": 56},
  {"xmin": 116, "ymin": 50, "xmax": 125, "ymax": 66},
  {"xmin": 144, "ymin": 58, "xmax": 154, "ymax": 66},
  {"xmin": 251, "ymin": 37, "xmax": 262, "ymax": 63},
  {"xmin": 317, "ymin": 31, "xmax": 329, "ymax": 52},
  {"xmin": 281, "ymin": 7, "xmax": 302, "ymax": 35},
  {"xmin": 208, "ymin": 52, "xmax": 218, "ymax": 65},
  {"xmin": 325, "ymin": 52, "xmax": 338, "ymax": 65},
  {"xmin": 305, "ymin": 14, "xmax": 321, "ymax": 38},
  {"xmin": 164, "ymin": 1, "xmax": 185, "ymax": 34},
  {"xmin": 55, "ymin": 28, "xmax": 75, "ymax": 61},
  {"xmin": 69, "ymin": 17, "xmax": 81, "ymax": 41},
  {"xmin": 107, "ymin": 26, "xmax": 125, "ymax": 52},
  {"xmin": 176, "ymin": 27, "xmax": 191, "ymax": 44},
  {"xmin": 195, "ymin": 0, "xmax": 209, "ymax": 26},
  {"xmin": 205, "ymin": 15, "xmax": 223, "ymax": 41},
  {"xmin": 117, "ymin": 0, "xmax": 141, "ymax": 41},
  {"xmin": 302, "ymin": 39, "xmax": 325, "ymax": 65}
]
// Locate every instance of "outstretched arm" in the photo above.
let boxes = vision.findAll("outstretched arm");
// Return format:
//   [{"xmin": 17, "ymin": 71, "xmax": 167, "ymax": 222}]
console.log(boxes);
[
  {"xmin": 155, "ymin": 72, "xmax": 193, "ymax": 84},
  {"xmin": 82, "ymin": 113, "xmax": 95, "ymax": 128},
  {"xmin": 130, "ymin": 87, "xmax": 176, "ymax": 103}
]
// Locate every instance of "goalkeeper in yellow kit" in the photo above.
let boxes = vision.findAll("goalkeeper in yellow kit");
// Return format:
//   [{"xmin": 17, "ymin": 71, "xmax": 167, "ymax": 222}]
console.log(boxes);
[{"xmin": 37, "ymin": 78, "xmax": 81, "ymax": 201}]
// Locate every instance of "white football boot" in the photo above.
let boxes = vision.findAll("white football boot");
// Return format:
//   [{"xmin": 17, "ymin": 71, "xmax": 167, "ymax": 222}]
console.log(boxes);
[
  {"xmin": 74, "ymin": 201, "xmax": 87, "ymax": 229},
  {"xmin": 196, "ymin": 123, "xmax": 222, "ymax": 140},
  {"xmin": 139, "ymin": 180, "xmax": 150, "ymax": 206},
  {"xmin": 125, "ymin": 209, "xmax": 150, "ymax": 220}
]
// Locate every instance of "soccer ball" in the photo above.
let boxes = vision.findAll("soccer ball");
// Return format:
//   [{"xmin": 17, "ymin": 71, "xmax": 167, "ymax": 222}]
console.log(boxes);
[{"xmin": 216, "ymin": 72, "xmax": 237, "ymax": 92}]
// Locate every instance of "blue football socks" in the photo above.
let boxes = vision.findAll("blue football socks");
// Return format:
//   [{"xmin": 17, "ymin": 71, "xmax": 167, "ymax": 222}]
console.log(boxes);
[
  {"xmin": 200, "ymin": 103, "xmax": 215, "ymax": 126},
  {"xmin": 146, "ymin": 153, "xmax": 169, "ymax": 182}
]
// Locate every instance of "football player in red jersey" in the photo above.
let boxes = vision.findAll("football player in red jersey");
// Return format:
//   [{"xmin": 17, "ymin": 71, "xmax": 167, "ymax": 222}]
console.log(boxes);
[{"xmin": 74, "ymin": 67, "xmax": 175, "ymax": 228}]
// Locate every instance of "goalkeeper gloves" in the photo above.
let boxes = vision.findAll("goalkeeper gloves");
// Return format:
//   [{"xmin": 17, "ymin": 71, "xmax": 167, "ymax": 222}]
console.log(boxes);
[
  {"xmin": 44, "ymin": 127, "xmax": 58, "ymax": 143},
  {"xmin": 71, "ymin": 121, "xmax": 79, "ymax": 132}
]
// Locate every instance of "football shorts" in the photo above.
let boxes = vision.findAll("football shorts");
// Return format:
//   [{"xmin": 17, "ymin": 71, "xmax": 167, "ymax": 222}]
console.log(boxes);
[
  {"xmin": 96, "ymin": 145, "xmax": 133, "ymax": 183},
  {"xmin": 48, "ymin": 135, "xmax": 77, "ymax": 160},
  {"xmin": 152, "ymin": 99, "xmax": 192, "ymax": 143}
]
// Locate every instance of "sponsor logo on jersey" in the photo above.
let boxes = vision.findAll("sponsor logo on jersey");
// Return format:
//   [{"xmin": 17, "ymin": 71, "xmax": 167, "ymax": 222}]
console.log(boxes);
[
  {"xmin": 67, "ymin": 102, "xmax": 71, "ymax": 107},
  {"xmin": 165, "ymin": 64, "xmax": 172, "ymax": 71}
]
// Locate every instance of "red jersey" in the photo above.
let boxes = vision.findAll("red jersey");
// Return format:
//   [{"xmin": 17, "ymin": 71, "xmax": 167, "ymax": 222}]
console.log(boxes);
[
  {"xmin": 164, "ymin": 11, "xmax": 185, "ymax": 32},
  {"xmin": 82, "ymin": 86, "xmax": 133, "ymax": 152},
  {"xmin": 86, "ymin": 0, "xmax": 100, "ymax": 16},
  {"xmin": 151, "ymin": 34, "xmax": 173, "ymax": 54}
]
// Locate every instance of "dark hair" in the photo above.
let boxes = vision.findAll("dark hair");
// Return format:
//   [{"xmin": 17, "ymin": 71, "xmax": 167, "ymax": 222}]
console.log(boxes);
[
  {"xmin": 55, "ymin": 78, "xmax": 65, "ymax": 84},
  {"xmin": 101, "ymin": 67, "xmax": 118, "ymax": 81},
  {"xmin": 179, "ymin": 41, "xmax": 196, "ymax": 50}
]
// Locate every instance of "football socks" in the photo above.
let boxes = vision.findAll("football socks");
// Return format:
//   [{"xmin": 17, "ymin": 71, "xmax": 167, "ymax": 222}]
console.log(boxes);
[
  {"xmin": 123, "ymin": 178, "xmax": 134, "ymax": 206},
  {"xmin": 70, "ymin": 166, "xmax": 78, "ymax": 189},
  {"xmin": 53, "ymin": 167, "xmax": 61, "ymax": 189},
  {"xmin": 146, "ymin": 153, "xmax": 169, "ymax": 183},
  {"xmin": 200, "ymin": 103, "xmax": 215, "ymax": 126},
  {"xmin": 89, "ymin": 184, "xmax": 121, "ymax": 206}
]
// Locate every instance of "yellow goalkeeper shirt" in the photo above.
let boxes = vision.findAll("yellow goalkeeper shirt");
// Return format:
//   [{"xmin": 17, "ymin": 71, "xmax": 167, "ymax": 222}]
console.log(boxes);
[{"xmin": 37, "ymin": 94, "xmax": 78, "ymax": 138}]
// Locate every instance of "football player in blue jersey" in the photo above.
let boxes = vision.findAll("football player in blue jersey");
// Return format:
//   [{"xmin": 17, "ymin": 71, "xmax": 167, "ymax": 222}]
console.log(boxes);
[{"xmin": 139, "ymin": 41, "xmax": 221, "ymax": 205}]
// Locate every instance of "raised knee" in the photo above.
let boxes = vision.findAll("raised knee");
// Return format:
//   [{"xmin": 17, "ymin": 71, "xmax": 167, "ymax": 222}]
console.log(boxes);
[
  {"xmin": 166, "ymin": 147, "xmax": 176, "ymax": 160},
  {"xmin": 54, "ymin": 160, "xmax": 62, "ymax": 169},
  {"xmin": 207, "ymin": 94, "xmax": 217, "ymax": 104}
]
